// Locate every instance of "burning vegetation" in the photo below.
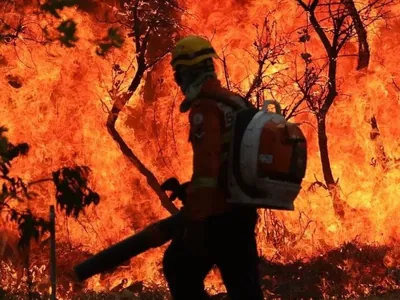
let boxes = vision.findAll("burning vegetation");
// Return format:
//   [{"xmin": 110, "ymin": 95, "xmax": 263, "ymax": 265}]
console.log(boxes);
[{"xmin": 0, "ymin": 0, "xmax": 399, "ymax": 299}]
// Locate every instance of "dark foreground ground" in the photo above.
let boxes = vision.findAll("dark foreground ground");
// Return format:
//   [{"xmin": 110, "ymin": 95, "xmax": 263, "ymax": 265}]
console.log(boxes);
[{"xmin": 1, "ymin": 242, "xmax": 399, "ymax": 299}]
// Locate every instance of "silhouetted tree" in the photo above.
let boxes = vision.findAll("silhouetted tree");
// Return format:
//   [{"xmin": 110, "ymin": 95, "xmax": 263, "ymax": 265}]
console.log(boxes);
[
  {"xmin": 0, "ymin": 126, "xmax": 100, "ymax": 297},
  {"xmin": 0, "ymin": 0, "xmax": 124, "ymax": 56},
  {"xmin": 0, "ymin": 126, "xmax": 100, "ymax": 248},
  {"xmin": 0, "ymin": 0, "xmax": 178, "ymax": 213},
  {"xmin": 220, "ymin": 13, "xmax": 290, "ymax": 110},
  {"xmin": 295, "ymin": 0, "xmax": 393, "ymax": 219},
  {"xmin": 103, "ymin": 0, "xmax": 183, "ymax": 215}
]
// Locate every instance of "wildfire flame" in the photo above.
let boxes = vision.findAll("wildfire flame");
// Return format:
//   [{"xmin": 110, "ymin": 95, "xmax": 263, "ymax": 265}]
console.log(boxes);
[{"xmin": 0, "ymin": 0, "xmax": 399, "ymax": 298}]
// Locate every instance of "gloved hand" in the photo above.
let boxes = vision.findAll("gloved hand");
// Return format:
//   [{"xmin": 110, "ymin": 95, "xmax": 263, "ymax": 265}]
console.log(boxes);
[{"xmin": 160, "ymin": 177, "xmax": 190, "ymax": 204}]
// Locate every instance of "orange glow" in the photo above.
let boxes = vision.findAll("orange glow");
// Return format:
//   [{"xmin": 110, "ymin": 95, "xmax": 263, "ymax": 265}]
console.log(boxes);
[{"xmin": 0, "ymin": 0, "xmax": 399, "ymax": 298}]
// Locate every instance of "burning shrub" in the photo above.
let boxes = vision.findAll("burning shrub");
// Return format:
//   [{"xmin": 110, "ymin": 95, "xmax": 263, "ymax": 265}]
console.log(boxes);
[
  {"xmin": 53, "ymin": 166, "xmax": 100, "ymax": 218},
  {"xmin": 0, "ymin": 126, "xmax": 100, "ymax": 249}
]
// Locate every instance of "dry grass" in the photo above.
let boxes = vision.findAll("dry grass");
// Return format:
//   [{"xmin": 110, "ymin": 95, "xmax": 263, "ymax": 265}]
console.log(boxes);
[
  {"xmin": 1, "ymin": 287, "xmax": 400, "ymax": 299},
  {"xmin": 1, "ymin": 241, "xmax": 399, "ymax": 299},
  {"xmin": 360, "ymin": 291, "xmax": 400, "ymax": 300}
]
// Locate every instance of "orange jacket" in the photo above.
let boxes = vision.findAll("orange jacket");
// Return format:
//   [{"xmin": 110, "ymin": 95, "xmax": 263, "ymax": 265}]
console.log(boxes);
[{"xmin": 183, "ymin": 78, "xmax": 247, "ymax": 220}]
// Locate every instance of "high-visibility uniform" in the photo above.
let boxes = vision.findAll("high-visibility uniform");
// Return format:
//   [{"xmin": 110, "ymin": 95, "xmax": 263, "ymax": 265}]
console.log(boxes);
[{"xmin": 183, "ymin": 77, "xmax": 248, "ymax": 220}]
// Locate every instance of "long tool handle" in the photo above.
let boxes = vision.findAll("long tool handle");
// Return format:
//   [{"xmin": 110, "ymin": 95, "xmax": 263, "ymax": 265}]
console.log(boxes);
[{"xmin": 74, "ymin": 212, "xmax": 183, "ymax": 282}]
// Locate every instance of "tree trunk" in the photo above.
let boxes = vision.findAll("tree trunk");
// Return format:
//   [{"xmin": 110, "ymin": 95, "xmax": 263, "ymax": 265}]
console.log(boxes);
[
  {"xmin": 317, "ymin": 114, "xmax": 346, "ymax": 219},
  {"xmin": 317, "ymin": 114, "xmax": 335, "ymax": 185}
]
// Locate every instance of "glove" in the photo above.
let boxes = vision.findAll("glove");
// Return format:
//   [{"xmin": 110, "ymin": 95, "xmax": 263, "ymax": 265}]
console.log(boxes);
[{"xmin": 160, "ymin": 177, "xmax": 190, "ymax": 204}]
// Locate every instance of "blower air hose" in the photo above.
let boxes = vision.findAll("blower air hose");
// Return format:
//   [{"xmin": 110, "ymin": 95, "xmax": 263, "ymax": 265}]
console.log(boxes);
[
  {"xmin": 74, "ymin": 212, "xmax": 183, "ymax": 282},
  {"xmin": 74, "ymin": 177, "xmax": 187, "ymax": 282}
]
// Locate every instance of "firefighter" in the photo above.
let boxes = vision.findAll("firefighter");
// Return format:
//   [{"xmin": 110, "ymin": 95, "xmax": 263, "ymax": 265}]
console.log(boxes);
[{"xmin": 162, "ymin": 35, "xmax": 264, "ymax": 300}]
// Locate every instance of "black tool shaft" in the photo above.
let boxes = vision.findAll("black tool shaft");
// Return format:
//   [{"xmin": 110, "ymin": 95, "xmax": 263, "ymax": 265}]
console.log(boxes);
[{"xmin": 74, "ymin": 213, "xmax": 182, "ymax": 282}]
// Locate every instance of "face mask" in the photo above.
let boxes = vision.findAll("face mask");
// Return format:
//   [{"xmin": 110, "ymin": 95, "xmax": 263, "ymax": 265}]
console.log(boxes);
[{"xmin": 174, "ymin": 67, "xmax": 196, "ymax": 92}]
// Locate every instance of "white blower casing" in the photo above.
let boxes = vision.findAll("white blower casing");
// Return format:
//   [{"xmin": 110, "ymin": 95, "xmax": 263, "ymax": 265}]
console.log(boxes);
[{"xmin": 226, "ymin": 100, "xmax": 303, "ymax": 210}]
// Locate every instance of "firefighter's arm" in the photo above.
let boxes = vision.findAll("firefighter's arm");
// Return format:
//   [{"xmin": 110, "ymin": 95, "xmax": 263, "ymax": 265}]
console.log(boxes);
[{"xmin": 185, "ymin": 101, "xmax": 222, "ymax": 218}]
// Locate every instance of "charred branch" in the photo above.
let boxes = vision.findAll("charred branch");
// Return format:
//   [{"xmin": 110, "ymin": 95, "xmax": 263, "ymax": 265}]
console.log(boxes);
[
  {"xmin": 297, "ymin": 0, "xmax": 332, "ymax": 54},
  {"xmin": 393, "ymin": 79, "xmax": 400, "ymax": 93},
  {"xmin": 369, "ymin": 115, "xmax": 389, "ymax": 171},
  {"xmin": 308, "ymin": 174, "xmax": 328, "ymax": 192},
  {"xmin": 0, "ymin": 1, "xmax": 59, "ymax": 45},
  {"xmin": 297, "ymin": 0, "xmax": 393, "ymax": 72},
  {"xmin": 243, "ymin": 17, "xmax": 288, "ymax": 104},
  {"xmin": 293, "ymin": 13, "xmax": 338, "ymax": 117},
  {"xmin": 218, "ymin": 13, "xmax": 289, "ymax": 107},
  {"xmin": 369, "ymin": 114, "xmax": 400, "ymax": 200},
  {"xmin": 153, "ymin": 97, "xmax": 176, "ymax": 175},
  {"xmin": 105, "ymin": 1, "xmax": 181, "ymax": 215},
  {"xmin": 219, "ymin": 47, "xmax": 232, "ymax": 91},
  {"xmin": 264, "ymin": 210, "xmax": 295, "ymax": 251},
  {"xmin": 316, "ymin": 115, "xmax": 335, "ymax": 186},
  {"xmin": 106, "ymin": 81, "xmax": 178, "ymax": 215},
  {"xmin": 282, "ymin": 67, "xmax": 311, "ymax": 120},
  {"xmin": 341, "ymin": 0, "xmax": 370, "ymax": 69},
  {"xmin": 262, "ymin": 209, "xmax": 315, "ymax": 262},
  {"xmin": 290, "ymin": 51, "xmax": 330, "ymax": 118},
  {"xmin": 369, "ymin": 115, "xmax": 381, "ymax": 141},
  {"xmin": 294, "ymin": 0, "xmax": 389, "ymax": 220}
]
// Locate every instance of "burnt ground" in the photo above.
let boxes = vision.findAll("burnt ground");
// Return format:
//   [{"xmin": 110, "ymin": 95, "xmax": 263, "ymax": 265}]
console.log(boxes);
[
  {"xmin": 1, "ymin": 242, "xmax": 399, "ymax": 299},
  {"xmin": 258, "ymin": 242, "xmax": 400, "ymax": 299}
]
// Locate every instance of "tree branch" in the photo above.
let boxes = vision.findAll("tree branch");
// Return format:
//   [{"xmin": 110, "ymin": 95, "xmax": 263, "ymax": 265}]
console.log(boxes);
[
  {"xmin": 105, "ymin": 0, "xmax": 180, "ymax": 215},
  {"xmin": 392, "ymin": 79, "xmax": 400, "ymax": 93},
  {"xmin": 341, "ymin": 0, "xmax": 370, "ymax": 69},
  {"xmin": 298, "ymin": 0, "xmax": 332, "ymax": 53},
  {"xmin": 106, "ymin": 113, "xmax": 178, "ymax": 215},
  {"xmin": 106, "ymin": 64, "xmax": 178, "ymax": 215},
  {"xmin": 285, "ymin": 95, "xmax": 307, "ymax": 120}
]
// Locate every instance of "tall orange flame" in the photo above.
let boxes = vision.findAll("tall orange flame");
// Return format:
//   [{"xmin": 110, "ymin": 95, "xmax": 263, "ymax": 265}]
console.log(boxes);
[{"xmin": 0, "ymin": 0, "xmax": 399, "ymax": 298}]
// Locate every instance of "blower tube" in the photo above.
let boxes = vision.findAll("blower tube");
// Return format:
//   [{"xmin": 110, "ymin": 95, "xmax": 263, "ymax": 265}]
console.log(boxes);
[{"xmin": 74, "ymin": 212, "xmax": 183, "ymax": 282}]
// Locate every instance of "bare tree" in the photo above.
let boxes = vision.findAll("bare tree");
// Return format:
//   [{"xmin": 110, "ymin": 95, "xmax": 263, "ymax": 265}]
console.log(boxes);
[
  {"xmin": 295, "ymin": 0, "xmax": 393, "ymax": 219},
  {"xmin": 0, "ymin": 0, "xmax": 131, "ymax": 68},
  {"xmin": 242, "ymin": 17, "xmax": 290, "ymax": 108},
  {"xmin": 219, "ymin": 14, "xmax": 290, "ymax": 109},
  {"xmin": 218, "ymin": 14, "xmax": 316, "ymax": 122},
  {"xmin": 0, "ymin": 1, "xmax": 47, "ymax": 44},
  {"xmin": 0, "ymin": 0, "xmax": 52, "ymax": 69},
  {"xmin": 104, "ymin": 0, "xmax": 183, "ymax": 214}
]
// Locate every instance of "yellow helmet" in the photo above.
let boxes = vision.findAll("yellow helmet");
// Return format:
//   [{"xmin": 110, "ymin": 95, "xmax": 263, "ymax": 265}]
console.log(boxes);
[{"xmin": 171, "ymin": 36, "xmax": 218, "ymax": 69}]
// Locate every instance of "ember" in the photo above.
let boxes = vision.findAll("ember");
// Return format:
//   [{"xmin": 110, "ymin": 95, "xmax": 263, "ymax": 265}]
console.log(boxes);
[{"xmin": 0, "ymin": 0, "xmax": 399, "ymax": 299}]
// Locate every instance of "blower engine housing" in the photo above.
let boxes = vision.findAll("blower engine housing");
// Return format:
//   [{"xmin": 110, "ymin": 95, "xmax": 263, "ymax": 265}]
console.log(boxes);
[{"xmin": 226, "ymin": 100, "xmax": 307, "ymax": 210}]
